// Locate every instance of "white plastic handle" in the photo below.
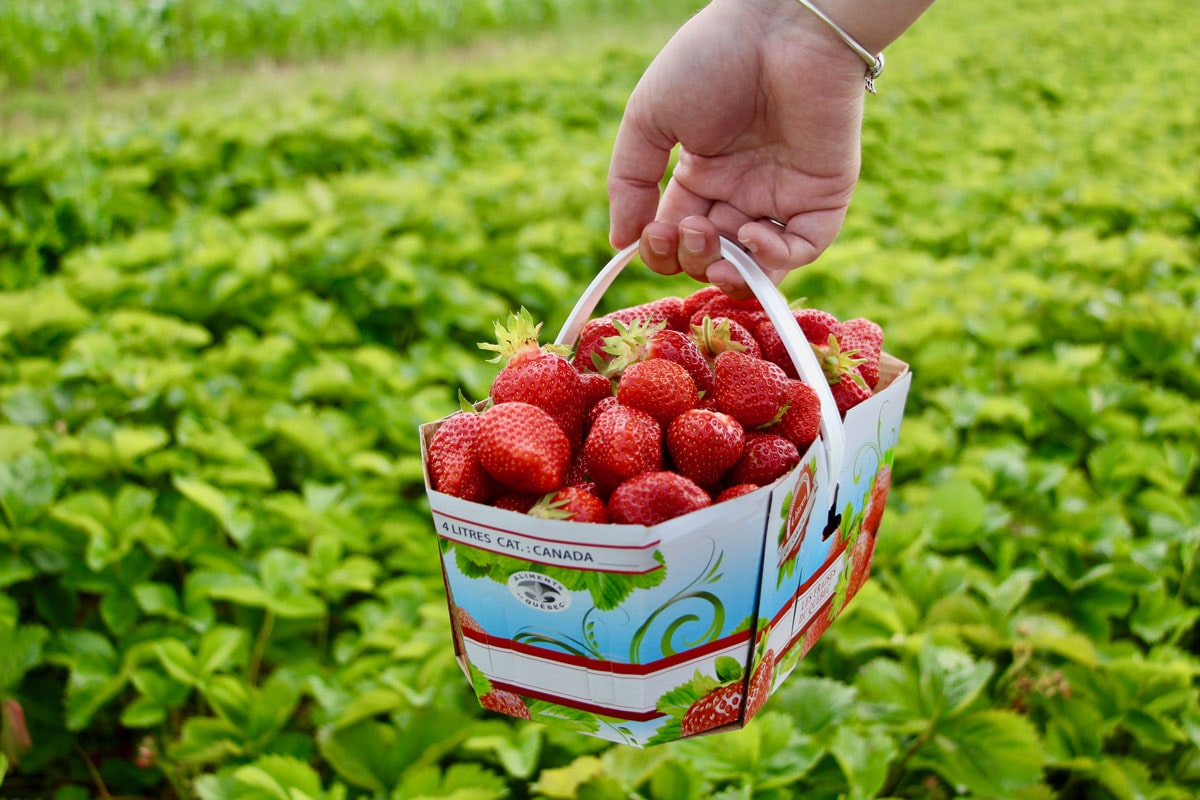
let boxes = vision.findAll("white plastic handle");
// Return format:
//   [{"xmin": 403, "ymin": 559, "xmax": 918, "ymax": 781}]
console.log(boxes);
[{"xmin": 555, "ymin": 239, "xmax": 846, "ymax": 482}]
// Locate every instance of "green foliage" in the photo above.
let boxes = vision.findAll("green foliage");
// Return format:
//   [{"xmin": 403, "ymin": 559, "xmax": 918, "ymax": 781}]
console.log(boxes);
[{"xmin": 1, "ymin": 0, "xmax": 1198, "ymax": 797}]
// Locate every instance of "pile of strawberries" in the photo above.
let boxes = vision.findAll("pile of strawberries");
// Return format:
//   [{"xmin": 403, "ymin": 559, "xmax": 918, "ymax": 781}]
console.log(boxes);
[{"xmin": 427, "ymin": 286, "xmax": 883, "ymax": 526}]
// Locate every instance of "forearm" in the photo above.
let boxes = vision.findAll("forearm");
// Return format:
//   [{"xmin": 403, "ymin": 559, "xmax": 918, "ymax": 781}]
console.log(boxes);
[{"xmin": 787, "ymin": 0, "xmax": 936, "ymax": 56}]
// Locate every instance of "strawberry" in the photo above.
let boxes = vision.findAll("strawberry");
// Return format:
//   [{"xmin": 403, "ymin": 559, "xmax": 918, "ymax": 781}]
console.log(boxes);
[
  {"xmin": 794, "ymin": 307, "xmax": 842, "ymax": 344},
  {"xmin": 529, "ymin": 486, "xmax": 610, "ymax": 524},
  {"xmin": 608, "ymin": 471, "xmax": 712, "ymax": 525},
  {"xmin": 608, "ymin": 295, "xmax": 688, "ymax": 332},
  {"xmin": 578, "ymin": 370, "xmax": 615, "ymax": 414},
  {"xmin": 681, "ymin": 285, "xmax": 724, "ymax": 321},
  {"xmin": 691, "ymin": 316, "xmax": 761, "ymax": 361},
  {"xmin": 715, "ymin": 483, "xmax": 760, "ymax": 502},
  {"xmin": 479, "ymin": 688, "xmax": 532, "ymax": 720},
  {"xmin": 725, "ymin": 432, "xmax": 800, "ymax": 487},
  {"xmin": 752, "ymin": 319, "xmax": 800, "ymax": 380},
  {"xmin": 616, "ymin": 358, "xmax": 698, "ymax": 427},
  {"xmin": 680, "ymin": 681, "xmax": 744, "ymax": 737},
  {"xmin": 573, "ymin": 317, "xmax": 620, "ymax": 373},
  {"xmin": 2, "ymin": 698, "xmax": 31, "ymax": 759},
  {"xmin": 428, "ymin": 411, "xmax": 498, "ymax": 503},
  {"xmin": 584, "ymin": 405, "xmax": 663, "ymax": 495},
  {"xmin": 711, "ymin": 350, "xmax": 791, "ymax": 429},
  {"xmin": 587, "ymin": 394, "xmax": 620, "ymax": 429},
  {"xmin": 813, "ymin": 334, "xmax": 872, "ymax": 415},
  {"xmin": 839, "ymin": 317, "xmax": 883, "ymax": 389},
  {"xmin": 666, "ymin": 409, "xmax": 745, "ymax": 488},
  {"xmin": 690, "ymin": 295, "xmax": 769, "ymax": 334},
  {"xmin": 862, "ymin": 465, "xmax": 892, "ymax": 537},
  {"xmin": 769, "ymin": 380, "xmax": 822, "ymax": 453},
  {"xmin": 744, "ymin": 649, "xmax": 776, "ymax": 720},
  {"xmin": 492, "ymin": 492, "xmax": 540, "ymax": 513},
  {"xmin": 482, "ymin": 307, "xmax": 585, "ymax": 445},
  {"xmin": 476, "ymin": 402, "xmax": 571, "ymax": 494},
  {"xmin": 601, "ymin": 321, "xmax": 715, "ymax": 399}
]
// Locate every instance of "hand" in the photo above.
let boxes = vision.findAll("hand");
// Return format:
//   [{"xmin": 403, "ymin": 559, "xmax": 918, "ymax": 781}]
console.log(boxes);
[{"xmin": 607, "ymin": 0, "xmax": 871, "ymax": 298}]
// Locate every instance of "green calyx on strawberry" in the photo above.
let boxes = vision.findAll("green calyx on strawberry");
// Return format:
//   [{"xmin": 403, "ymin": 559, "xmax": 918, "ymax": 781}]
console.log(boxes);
[
  {"xmin": 528, "ymin": 486, "xmax": 610, "ymax": 524},
  {"xmin": 481, "ymin": 307, "xmax": 585, "ymax": 444},
  {"xmin": 813, "ymin": 333, "xmax": 872, "ymax": 415},
  {"xmin": 690, "ymin": 315, "xmax": 755, "ymax": 361}
]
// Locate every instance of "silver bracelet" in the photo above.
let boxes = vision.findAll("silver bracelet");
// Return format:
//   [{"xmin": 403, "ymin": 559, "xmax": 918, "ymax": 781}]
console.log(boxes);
[{"xmin": 793, "ymin": 0, "xmax": 885, "ymax": 94}]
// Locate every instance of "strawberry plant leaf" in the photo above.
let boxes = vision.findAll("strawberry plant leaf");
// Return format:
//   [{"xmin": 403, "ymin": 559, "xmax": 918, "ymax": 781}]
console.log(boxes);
[
  {"xmin": 829, "ymin": 725, "xmax": 898, "ymax": 800},
  {"xmin": 912, "ymin": 710, "xmax": 1044, "ymax": 797}
]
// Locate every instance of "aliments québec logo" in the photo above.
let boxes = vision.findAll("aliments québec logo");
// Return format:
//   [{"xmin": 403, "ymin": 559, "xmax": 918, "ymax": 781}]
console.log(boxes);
[{"xmin": 508, "ymin": 571, "xmax": 571, "ymax": 612}]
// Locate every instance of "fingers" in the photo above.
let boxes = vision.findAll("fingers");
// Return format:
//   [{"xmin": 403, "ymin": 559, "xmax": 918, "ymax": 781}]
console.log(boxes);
[
  {"xmin": 639, "ymin": 215, "xmax": 722, "ymax": 283},
  {"xmin": 607, "ymin": 103, "xmax": 675, "ymax": 249}
]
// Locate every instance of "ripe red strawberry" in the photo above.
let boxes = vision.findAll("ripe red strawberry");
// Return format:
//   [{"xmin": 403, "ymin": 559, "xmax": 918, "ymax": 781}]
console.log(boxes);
[
  {"xmin": 492, "ymin": 492, "xmax": 540, "ymax": 513},
  {"xmin": 794, "ymin": 307, "xmax": 842, "ymax": 344},
  {"xmin": 2, "ymin": 698, "xmax": 31, "ymax": 757},
  {"xmin": 666, "ymin": 409, "xmax": 745, "ymax": 488},
  {"xmin": 584, "ymin": 405, "xmax": 663, "ymax": 495},
  {"xmin": 573, "ymin": 317, "xmax": 621, "ymax": 373},
  {"xmin": 608, "ymin": 295, "xmax": 688, "ymax": 332},
  {"xmin": 813, "ymin": 334, "xmax": 872, "ymax": 415},
  {"xmin": 725, "ymin": 432, "xmax": 800, "ymax": 487},
  {"xmin": 616, "ymin": 358, "xmax": 698, "ymax": 427},
  {"xmin": 578, "ymin": 370, "xmax": 615, "ymax": 413},
  {"xmin": 862, "ymin": 465, "xmax": 892, "ymax": 537},
  {"xmin": 608, "ymin": 471, "xmax": 712, "ymax": 526},
  {"xmin": 689, "ymin": 295, "xmax": 768, "ymax": 334},
  {"xmin": 752, "ymin": 320, "xmax": 800, "ymax": 380},
  {"xmin": 479, "ymin": 688, "xmax": 532, "ymax": 720},
  {"xmin": 744, "ymin": 649, "xmax": 776, "ymax": 720},
  {"xmin": 587, "ymin": 395, "xmax": 620, "ymax": 430},
  {"xmin": 691, "ymin": 316, "xmax": 761, "ymax": 361},
  {"xmin": 680, "ymin": 681, "xmax": 744, "ymax": 737},
  {"xmin": 602, "ymin": 321, "xmax": 715, "ymax": 399},
  {"xmin": 682, "ymin": 285, "xmax": 724, "ymax": 321},
  {"xmin": 476, "ymin": 402, "xmax": 571, "ymax": 494},
  {"xmin": 770, "ymin": 380, "xmax": 822, "ymax": 453},
  {"xmin": 482, "ymin": 308, "xmax": 585, "ymax": 445},
  {"xmin": 428, "ymin": 411, "xmax": 498, "ymax": 503},
  {"xmin": 839, "ymin": 317, "xmax": 884, "ymax": 389},
  {"xmin": 712, "ymin": 350, "xmax": 791, "ymax": 429},
  {"xmin": 715, "ymin": 483, "xmax": 760, "ymax": 502},
  {"xmin": 529, "ymin": 486, "xmax": 610, "ymax": 523}
]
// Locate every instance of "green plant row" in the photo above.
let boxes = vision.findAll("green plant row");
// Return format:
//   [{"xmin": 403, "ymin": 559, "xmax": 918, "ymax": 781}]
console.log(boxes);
[
  {"xmin": 0, "ymin": 0, "xmax": 702, "ymax": 88},
  {"xmin": 1, "ymin": 0, "xmax": 1198, "ymax": 797}
]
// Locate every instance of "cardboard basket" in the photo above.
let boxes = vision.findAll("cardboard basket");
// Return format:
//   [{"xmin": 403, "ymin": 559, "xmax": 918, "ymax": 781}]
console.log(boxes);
[{"xmin": 420, "ymin": 240, "xmax": 912, "ymax": 746}]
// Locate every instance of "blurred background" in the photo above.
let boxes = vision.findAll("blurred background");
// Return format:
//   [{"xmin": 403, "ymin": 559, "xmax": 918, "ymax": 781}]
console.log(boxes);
[{"xmin": 1, "ymin": 1, "xmax": 1197, "ymax": 799}]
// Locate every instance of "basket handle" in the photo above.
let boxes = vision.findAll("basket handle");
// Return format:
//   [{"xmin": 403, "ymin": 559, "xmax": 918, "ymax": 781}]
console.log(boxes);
[{"xmin": 555, "ymin": 239, "xmax": 846, "ymax": 482}]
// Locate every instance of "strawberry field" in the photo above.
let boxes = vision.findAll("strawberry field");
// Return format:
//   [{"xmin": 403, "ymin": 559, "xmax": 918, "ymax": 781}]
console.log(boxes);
[{"xmin": 1, "ymin": 0, "xmax": 1198, "ymax": 797}]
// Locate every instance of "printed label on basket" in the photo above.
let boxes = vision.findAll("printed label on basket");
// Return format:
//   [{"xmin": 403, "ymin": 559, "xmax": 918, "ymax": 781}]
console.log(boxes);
[
  {"xmin": 433, "ymin": 511, "xmax": 663, "ymax": 574},
  {"xmin": 792, "ymin": 556, "xmax": 845, "ymax": 632}
]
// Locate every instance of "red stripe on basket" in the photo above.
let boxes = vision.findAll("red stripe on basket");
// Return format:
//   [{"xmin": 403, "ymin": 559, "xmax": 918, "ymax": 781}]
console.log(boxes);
[
  {"xmin": 462, "ymin": 626, "xmax": 753, "ymax": 675},
  {"xmin": 487, "ymin": 678, "xmax": 666, "ymax": 722}
]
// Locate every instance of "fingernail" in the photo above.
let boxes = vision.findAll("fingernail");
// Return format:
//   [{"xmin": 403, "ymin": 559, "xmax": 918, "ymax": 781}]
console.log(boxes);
[
  {"xmin": 648, "ymin": 234, "xmax": 670, "ymax": 256},
  {"xmin": 741, "ymin": 237, "xmax": 759, "ymax": 253},
  {"xmin": 682, "ymin": 227, "xmax": 705, "ymax": 254}
]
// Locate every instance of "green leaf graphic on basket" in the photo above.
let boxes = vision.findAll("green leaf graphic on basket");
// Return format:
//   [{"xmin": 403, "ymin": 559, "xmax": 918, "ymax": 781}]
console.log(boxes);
[{"xmin": 450, "ymin": 541, "xmax": 666, "ymax": 611}]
